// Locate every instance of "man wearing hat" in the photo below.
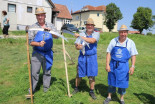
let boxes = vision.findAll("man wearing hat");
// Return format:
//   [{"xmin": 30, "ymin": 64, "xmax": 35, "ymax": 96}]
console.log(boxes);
[
  {"xmin": 103, "ymin": 25, "xmax": 138, "ymax": 104},
  {"xmin": 28, "ymin": 7, "xmax": 58, "ymax": 94},
  {"xmin": 72, "ymin": 18, "xmax": 100, "ymax": 100}
]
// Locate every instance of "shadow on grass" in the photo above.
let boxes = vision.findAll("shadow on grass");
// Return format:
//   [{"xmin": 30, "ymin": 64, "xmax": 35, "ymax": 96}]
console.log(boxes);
[
  {"xmin": 134, "ymin": 93, "xmax": 155, "ymax": 104},
  {"xmin": 70, "ymin": 78, "xmax": 90, "ymax": 92},
  {"xmin": 35, "ymin": 74, "xmax": 57, "ymax": 92},
  {"xmin": 95, "ymin": 84, "xmax": 120, "ymax": 102}
]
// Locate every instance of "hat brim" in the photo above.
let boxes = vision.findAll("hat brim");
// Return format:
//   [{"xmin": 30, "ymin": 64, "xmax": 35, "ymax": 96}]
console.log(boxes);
[
  {"xmin": 118, "ymin": 29, "xmax": 129, "ymax": 31},
  {"xmin": 85, "ymin": 24, "xmax": 95, "ymax": 26},
  {"xmin": 35, "ymin": 12, "xmax": 46, "ymax": 15}
]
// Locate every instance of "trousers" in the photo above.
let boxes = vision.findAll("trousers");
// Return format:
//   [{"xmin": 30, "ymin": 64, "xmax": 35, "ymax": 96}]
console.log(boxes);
[{"xmin": 31, "ymin": 52, "xmax": 51, "ymax": 92}]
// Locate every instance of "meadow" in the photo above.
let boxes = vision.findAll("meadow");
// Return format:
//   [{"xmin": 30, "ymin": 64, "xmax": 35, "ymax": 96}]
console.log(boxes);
[{"xmin": 0, "ymin": 32, "xmax": 155, "ymax": 104}]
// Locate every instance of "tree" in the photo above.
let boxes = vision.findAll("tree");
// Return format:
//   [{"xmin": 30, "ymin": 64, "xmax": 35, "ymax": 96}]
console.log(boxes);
[
  {"xmin": 131, "ymin": 7, "xmax": 153, "ymax": 34},
  {"xmin": 104, "ymin": 3, "xmax": 122, "ymax": 32},
  {"xmin": 152, "ymin": 15, "xmax": 155, "ymax": 25}
]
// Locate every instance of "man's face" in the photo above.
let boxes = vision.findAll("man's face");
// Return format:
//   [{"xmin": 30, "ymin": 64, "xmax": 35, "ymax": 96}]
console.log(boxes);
[
  {"xmin": 86, "ymin": 24, "xmax": 95, "ymax": 33},
  {"xmin": 36, "ymin": 13, "xmax": 46, "ymax": 24},
  {"xmin": 119, "ymin": 30, "xmax": 128, "ymax": 41}
]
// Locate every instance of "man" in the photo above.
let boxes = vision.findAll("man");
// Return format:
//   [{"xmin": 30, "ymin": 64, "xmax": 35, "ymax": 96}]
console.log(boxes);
[
  {"xmin": 28, "ymin": 7, "xmax": 58, "ymax": 93},
  {"xmin": 103, "ymin": 25, "xmax": 138, "ymax": 104},
  {"xmin": 72, "ymin": 18, "xmax": 100, "ymax": 100}
]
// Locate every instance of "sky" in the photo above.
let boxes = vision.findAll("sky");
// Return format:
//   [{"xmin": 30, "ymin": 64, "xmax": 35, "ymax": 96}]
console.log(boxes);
[{"xmin": 52, "ymin": 0, "xmax": 155, "ymax": 34}]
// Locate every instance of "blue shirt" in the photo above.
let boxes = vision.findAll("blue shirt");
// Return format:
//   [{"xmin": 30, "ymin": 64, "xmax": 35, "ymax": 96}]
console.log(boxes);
[
  {"xmin": 3, "ymin": 15, "xmax": 9, "ymax": 26},
  {"xmin": 107, "ymin": 36, "xmax": 138, "ymax": 56}
]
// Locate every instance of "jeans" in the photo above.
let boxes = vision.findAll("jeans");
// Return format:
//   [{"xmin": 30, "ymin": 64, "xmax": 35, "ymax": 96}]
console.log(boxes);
[{"xmin": 108, "ymin": 85, "xmax": 126, "ymax": 95}]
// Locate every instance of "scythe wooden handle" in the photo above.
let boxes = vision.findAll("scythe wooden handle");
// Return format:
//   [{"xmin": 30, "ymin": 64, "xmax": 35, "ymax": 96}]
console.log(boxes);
[{"xmin": 25, "ymin": 26, "xmax": 34, "ymax": 103}]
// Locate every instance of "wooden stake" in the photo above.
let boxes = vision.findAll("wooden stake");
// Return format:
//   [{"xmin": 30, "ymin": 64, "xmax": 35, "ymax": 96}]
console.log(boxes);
[
  {"xmin": 62, "ymin": 33, "xmax": 72, "ymax": 97},
  {"xmin": 25, "ymin": 26, "xmax": 34, "ymax": 103}
]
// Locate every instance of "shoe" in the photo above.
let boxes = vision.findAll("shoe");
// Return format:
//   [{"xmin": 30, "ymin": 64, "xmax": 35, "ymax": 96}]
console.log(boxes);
[
  {"xmin": 72, "ymin": 88, "xmax": 79, "ymax": 95},
  {"xmin": 103, "ymin": 98, "xmax": 111, "ymax": 104},
  {"xmin": 120, "ymin": 100, "xmax": 125, "ymax": 104},
  {"xmin": 89, "ymin": 92, "xmax": 97, "ymax": 100},
  {"xmin": 44, "ymin": 88, "xmax": 49, "ymax": 93}
]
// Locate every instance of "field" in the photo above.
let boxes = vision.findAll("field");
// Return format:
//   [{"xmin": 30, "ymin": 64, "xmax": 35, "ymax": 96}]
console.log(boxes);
[{"xmin": 0, "ymin": 32, "xmax": 155, "ymax": 104}]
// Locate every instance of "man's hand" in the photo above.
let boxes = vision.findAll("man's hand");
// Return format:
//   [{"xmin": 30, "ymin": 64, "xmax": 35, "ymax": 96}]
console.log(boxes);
[
  {"xmin": 106, "ymin": 64, "xmax": 111, "ymax": 72},
  {"xmin": 43, "ymin": 27, "xmax": 51, "ymax": 31},
  {"xmin": 129, "ymin": 67, "xmax": 134, "ymax": 75},
  {"xmin": 75, "ymin": 44, "xmax": 83, "ymax": 50},
  {"xmin": 39, "ymin": 41, "xmax": 46, "ymax": 47},
  {"xmin": 74, "ymin": 33, "xmax": 80, "ymax": 38}
]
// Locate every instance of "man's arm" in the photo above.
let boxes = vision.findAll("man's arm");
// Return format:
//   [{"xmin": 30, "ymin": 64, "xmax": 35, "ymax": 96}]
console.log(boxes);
[
  {"xmin": 74, "ymin": 33, "xmax": 97, "ymax": 44},
  {"xmin": 129, "ymin": 55, "xmax": 136, "ymax": 75},
  {"xmin": 80, "ymin": 36, "xmax": 96, "ymax": 44},
  {"xmin": 30, "ymin": 41, "xmax": 45, "ymax": 47},
  {"xmin": 106, "ymin": 52, "xmax": 111, "ymax": 72}
]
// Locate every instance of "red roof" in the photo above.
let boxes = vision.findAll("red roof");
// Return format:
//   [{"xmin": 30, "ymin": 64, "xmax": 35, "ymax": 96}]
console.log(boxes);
[
  {"xmin": 128, "ymin": 31, "xmax": 140, "ymax": 34},
  {"xmin": 72, "ymin": 5, "xmax": 106, "ymax": 14},
  {"xmin": 54, "ymin": 4, "xmax": 72, "ymax": 19}
]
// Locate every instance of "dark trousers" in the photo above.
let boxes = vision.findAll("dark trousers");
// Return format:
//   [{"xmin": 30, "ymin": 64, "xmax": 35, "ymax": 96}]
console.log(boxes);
[{"xmin": 3, "ymin": 25, "xmax": 10, "ymax": 35}]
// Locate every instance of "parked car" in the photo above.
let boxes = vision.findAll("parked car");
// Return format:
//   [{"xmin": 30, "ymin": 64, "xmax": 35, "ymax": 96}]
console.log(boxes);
[
  {"xmin": 94, "ymin": 28, "xmax": 102, "ymax": 33},
  {"xmin": 61, "ymin": 24, "xmax": 79, "ymax": 32},
  {"xmin": 78, "ymin": 27, "xmax": 86, "ymax": 32}
]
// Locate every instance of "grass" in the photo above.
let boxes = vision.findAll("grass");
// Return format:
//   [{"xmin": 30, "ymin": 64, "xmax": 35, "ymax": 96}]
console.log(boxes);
[{"xmin": 0, "ymin": 32, "xmax": 155, "ymax": 104}]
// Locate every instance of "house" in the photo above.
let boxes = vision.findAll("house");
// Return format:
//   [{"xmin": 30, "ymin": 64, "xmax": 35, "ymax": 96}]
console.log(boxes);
[
  {"xmin": 71, "ymin": 5, "xmax": 117, "ymax": 32},
  {"xmin": 53, "ymin": 4, "xmax": 72, "ymax": 31},
  {"xmin": 0, "ymin": 0, "xmax": 56, "ymax": 30}
]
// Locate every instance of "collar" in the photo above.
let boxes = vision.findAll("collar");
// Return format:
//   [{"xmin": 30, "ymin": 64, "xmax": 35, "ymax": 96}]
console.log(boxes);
[
  {"xmin": 36, "ymin": 21, "xmax": 48, "ymax": 27},
  {"xmin": 116, "ymin": 36, "xmax": 128, "ymax": 44},
  {"xmin": 84, "ymin": 30, "xmax": 95, "ymax": 36}
]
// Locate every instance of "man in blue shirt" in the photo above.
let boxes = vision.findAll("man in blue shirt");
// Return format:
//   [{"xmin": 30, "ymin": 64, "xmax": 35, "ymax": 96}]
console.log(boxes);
[
  {"xmin": 72, "ymin": 18, "xmax": 100, "ymax": 100},
  {"xmin": 104, "ymin": 25, "xmax": 138, "ymax": 104}
]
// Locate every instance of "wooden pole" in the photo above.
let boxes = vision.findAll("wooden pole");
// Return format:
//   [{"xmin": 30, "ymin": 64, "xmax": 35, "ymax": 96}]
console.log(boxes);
[
  {"xmin": 25, "ymin": 26, "xmax": 34, "ymax": 103},
  {"xmin": 62, "ymin": 33, "xmax": 72, "ymax": 97},
  {"xmin": 65, "ymin": 50, "xmax": 75, "ymax": 65}
]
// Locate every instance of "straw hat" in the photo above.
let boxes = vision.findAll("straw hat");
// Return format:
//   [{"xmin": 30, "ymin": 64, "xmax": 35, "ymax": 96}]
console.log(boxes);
[
  {"xmin": 118, "ymin": 25, "xmax": 129, "ymax": 31},
  {"xmin": 35, "ymin": 7, "xmax": 46, "ymax": 15},
  {"xmin": 85, "ymin": 18, "xmax": 95, "ymax": 26}
]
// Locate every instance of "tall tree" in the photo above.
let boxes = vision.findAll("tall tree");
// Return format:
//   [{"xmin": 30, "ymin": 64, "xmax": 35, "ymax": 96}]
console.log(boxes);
[
  {"xmin": 152, "ymin": 15, "xmax": 155, "ymax": 25},
  {"xmin": 131, "ymin": 7, "xmax": 153, "ymax": 34},
  {"xmin": 104, "ymin": 3, "xmax": 122, "ymax": 32}
]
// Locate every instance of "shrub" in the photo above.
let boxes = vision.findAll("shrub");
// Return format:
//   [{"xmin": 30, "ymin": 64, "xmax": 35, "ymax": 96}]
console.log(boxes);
[{"xmin": 147, "ymin": 32, "xmax": 152, "ymax": 36}]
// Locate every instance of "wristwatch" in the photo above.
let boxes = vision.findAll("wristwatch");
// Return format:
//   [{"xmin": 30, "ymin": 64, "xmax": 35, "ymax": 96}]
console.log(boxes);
[{"xmin": 131, "ymin": 65, "xmax": 135, "ymax": 68}]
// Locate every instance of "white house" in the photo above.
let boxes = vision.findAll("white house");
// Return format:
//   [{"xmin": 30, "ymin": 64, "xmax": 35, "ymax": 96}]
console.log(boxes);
[
  {"xmin": 54, "ymin": 4, "xmax": 72, "ymax": 31},
  {"xmin": 0, "ymin": 0, "xmax": 56, "ymax": 30}
]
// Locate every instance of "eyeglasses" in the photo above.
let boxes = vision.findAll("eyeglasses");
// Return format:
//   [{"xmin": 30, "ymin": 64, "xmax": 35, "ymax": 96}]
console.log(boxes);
[{"xmin": 86, "ymin": 24, "xmax": 94, "ymax": 27}]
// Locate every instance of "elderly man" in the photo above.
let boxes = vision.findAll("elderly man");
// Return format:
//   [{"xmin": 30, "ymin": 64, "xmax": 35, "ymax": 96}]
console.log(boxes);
[
  {"xmin": 28, "ymin": 7, "xmax": 58, "ymax": 93},
  {"xmin": 103, "ymin": 25, "xmax": 138, "ymax": 104},
  {"xmin": 72, "ymin": 18, "xmax": 100, "ymax": 100}
]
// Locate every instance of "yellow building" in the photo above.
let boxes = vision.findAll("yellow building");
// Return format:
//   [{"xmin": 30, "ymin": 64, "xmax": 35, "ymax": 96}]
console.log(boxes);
[{"xmin": 71, "ymin": 5, "xmax": 117, "ymax": 32}]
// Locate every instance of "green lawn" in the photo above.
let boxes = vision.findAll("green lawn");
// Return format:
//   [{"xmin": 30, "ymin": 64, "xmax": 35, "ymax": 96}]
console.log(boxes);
[{"xmin": 0, "ymin": 33, "xmax": 155, "ymax": 104}]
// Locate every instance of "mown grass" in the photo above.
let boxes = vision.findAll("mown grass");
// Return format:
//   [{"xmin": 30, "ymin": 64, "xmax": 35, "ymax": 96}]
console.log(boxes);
[{"xmin": 0, "ymin": 33, "xmax": 155, "ymax": 104}]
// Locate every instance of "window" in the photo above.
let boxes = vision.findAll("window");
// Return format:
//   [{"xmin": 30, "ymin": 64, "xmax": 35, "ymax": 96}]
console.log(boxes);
[
  {"xmin": 97, "ymin": 13, "xmax": 99, "ymax": 17},
  {"xmin": 27, "ymin": 6, "xmax": 32, "ymax": 13},
  {"xmin": 8, "ymin": 3, "xmax": 16, "ymax": 12},
  {"xmin": 84, "ymin": 21, "xmax": 87, "ymax": 25},
  {"xmin": 76, "ymin": 16, "xmax": 79, "ymax": 20}
]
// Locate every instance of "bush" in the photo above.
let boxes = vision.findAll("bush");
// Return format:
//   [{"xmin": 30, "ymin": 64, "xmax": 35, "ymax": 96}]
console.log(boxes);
[{"xmin": 147, "ymin": 32, "xmax": 152, "ymax": 36}]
